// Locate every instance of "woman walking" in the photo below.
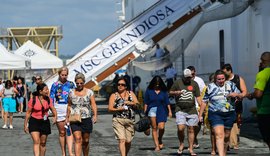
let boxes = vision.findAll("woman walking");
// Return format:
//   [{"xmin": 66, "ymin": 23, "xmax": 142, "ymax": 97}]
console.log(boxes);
[
  {"xmin": 16, "ymin": 77, "xmax": 27, "ymax": 113},
  {"xmin": 24, "ymin": 83, "xmax": 57, "ymax": 156},
  {"xmin": 108, "ymin": 77, "xmax": 140, "ymax": 156},
  {"xmin": 50, "ymin": 67, "xmax": 75, "ymax": 156},
  {"xmin": 199, "ymin": 70, "xmax": 241, "ymax": 156},
  {"xmin": 144, "ymin": 76, "xmax": 172, "ymax": 151},
  {"xmin": 2, "ymin": 80, "xmax": 18, "ymax": 129},
  {"xmin": 66, "ymin": 73, "xmax": 98, "ymax": 156}
]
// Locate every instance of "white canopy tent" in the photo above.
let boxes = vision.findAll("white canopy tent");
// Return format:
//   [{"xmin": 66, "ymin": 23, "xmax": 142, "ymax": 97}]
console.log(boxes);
[
  {"xmin": 14, "ymin": 40, "xmax": 63, "ymax": 69},
  {"xmin": 0, "ymin": 43, "xmax": 30, "ymax": 70}
]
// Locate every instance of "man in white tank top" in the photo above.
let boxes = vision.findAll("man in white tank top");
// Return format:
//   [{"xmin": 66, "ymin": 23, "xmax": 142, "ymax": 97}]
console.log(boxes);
[{"xmin": 187, "ymin": 66, "xmax": 206, "ymax": 149}]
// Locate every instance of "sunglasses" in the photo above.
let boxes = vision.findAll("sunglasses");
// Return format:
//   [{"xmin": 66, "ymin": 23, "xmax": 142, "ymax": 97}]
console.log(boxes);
[
  {"xmin": 76, "ymin": 82, "xmax": 84, "ymax": 85},
  {"xmin": 217, "ymin": 78, "xmax": 225, "ymax": 81},
  {"xmin": 118, "ymin": 83, "xmax": 126, "ymax": 87},
  {"xmin": 36, "ymin": 78, "xmax": 41, "ymax": 80}
]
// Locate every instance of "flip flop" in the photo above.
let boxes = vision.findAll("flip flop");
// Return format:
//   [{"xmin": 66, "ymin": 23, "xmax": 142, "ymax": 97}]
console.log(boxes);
[
  {"xmin": 177, "ymin": 149, "xmax": 183, "ymax": 155},
  {"xmin": 190, "ymin": 152, "xmax": 197, "ymax": 156},
  {"xmin": 159, "ymin": 144, "xmax": 164, "ymax": 149}
]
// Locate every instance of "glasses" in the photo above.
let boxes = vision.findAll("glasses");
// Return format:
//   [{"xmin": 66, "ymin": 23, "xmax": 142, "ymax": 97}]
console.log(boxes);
[
  {"xmin": 76, "ymin": 82, "xmax": 84, "ymax": 85},
  {"xmin": 61, "ymin": 74, "xmax": 67, "ymax": 76},
  {"xmin": 36, "ymin": 78, "xmax": 41, "ymax": 80},
  {"xmin": 118, "ymin": 83, "xmax": 126, "ymax": 87}
]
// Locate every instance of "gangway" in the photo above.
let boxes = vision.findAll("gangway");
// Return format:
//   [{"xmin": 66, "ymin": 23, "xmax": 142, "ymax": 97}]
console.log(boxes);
[{"xmin": 45, "ymin": 0, "xmax": 253, "ymax": 89}]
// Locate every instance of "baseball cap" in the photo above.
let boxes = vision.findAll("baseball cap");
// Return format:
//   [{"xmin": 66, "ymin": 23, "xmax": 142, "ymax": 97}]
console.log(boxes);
[{"xmin": 183, "ymin": 69, "xmax": 192, "ymax": 78}]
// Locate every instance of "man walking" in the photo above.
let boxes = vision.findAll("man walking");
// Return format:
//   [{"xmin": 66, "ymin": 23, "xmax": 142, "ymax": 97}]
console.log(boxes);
[
  {"xmin": 187, "ymin": 66, "xmax": 206, "ymax": 149},
  {"xmin": 170, "ymin": 69, "xmax": 202, "ymax": 155},
  {"xmin": 248, "ymin": 52, "xmax": 270, "ymax": 150}
]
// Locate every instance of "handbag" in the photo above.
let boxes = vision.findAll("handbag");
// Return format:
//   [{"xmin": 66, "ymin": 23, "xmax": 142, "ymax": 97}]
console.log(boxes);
[
  {"xmin": 69, "ymin": 108, "xmax": 82, "ymax": 123},
  {"xmin": 134, "ymin": 111, "xmax": 151, "ymax": 132}
]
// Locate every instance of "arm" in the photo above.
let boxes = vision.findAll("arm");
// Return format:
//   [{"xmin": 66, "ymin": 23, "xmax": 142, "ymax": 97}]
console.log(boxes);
[
  {"xmin": 239, "ymin": 76, "xmax": 248, "ymax": 98},
  {"xmin": 108, "ymin": 94, "xmax": 125, "ymax": 112},
  {"xmin": 90, "ymin": 95, "xmax": 98, "ymax": 123},
  {"xmin": 24, "ymin": 106, "xmax": 32, "ymax": 134},
  {"xmin": 247, "ymin": 88, "xmax": 264, "ymax": 100},
  {"xmin": 125, "ymin": 91, "xmax": 139, "ymax": 108},
  {"xmin": 66, "ymin": 96, "xmax": 72, "ymax": 124},
  {"xmin": 23, "ymin": 84, "xmax": 27, "ymax": 97},
  {"xmin": 49, "ymin": 105, "xmax": 57, "ymax": 124},
  {"xmin": 198, "ymin": 102, "xmax": 207, "ymax": 122},
  {"xmin": 169, "ymin": 90, "xmax": 182, "ymax": 96},
  {"xmin": 196, "ymin": 96, "xmax": 203, "ymax": 107},
  {"xmin": 167, "ymin": 104, "xmax": 172, "ymax": 118},
  {"xmin": 13, "ymin": 87, "xmax": 19, "ymax": 95}
]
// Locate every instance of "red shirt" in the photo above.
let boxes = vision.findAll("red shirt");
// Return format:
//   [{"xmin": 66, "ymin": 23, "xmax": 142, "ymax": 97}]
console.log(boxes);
[{"xmin": 28, "ymin": 96, "xmax": 53, "ymax": 119}]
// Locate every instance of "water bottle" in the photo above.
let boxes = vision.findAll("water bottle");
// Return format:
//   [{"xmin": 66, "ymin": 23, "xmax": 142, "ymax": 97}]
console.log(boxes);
[{"xmin": 64, "ymin": 123, "xmax": 71, "ymax": 136}]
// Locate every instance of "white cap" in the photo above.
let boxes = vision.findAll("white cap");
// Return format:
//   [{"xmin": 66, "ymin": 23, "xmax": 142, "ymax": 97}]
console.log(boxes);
[{"xmin": 183, "ymin": 69, "xmax": 192, "ymax": 78}]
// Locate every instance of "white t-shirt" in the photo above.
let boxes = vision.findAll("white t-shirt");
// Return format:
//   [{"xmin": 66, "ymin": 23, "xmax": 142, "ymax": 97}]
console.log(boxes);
[{"xmin": 194, "ymin": 76, "xmax": 206, "ymax": 108}]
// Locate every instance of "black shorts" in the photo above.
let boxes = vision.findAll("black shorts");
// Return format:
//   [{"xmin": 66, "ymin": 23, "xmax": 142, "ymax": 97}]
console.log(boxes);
[
  {"xmin": 70, "ymin": 117, "xmax": 93, "ymax": 133},
  {"xmin": 28, "ymin": 116, "xmax": 51, "ymax": 135},
  {"xmin": 257, "ymin": 114, "xmax": 270, "ymax": 143}
]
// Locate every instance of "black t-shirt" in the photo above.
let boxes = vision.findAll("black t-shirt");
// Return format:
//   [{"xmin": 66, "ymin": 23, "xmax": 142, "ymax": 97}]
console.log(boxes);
[{"xmin": 170, "ymin": 79, "xmax": 200, "ymax": 114}]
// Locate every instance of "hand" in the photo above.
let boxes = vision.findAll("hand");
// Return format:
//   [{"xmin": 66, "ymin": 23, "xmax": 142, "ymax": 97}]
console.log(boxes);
[
  {"xmin": 168, "ymin": 111, "xmax": 172, "ymax": 118},
  {"xmin": 227, "ymin": 92, "xmax": 238, "ymax": 98},
  {"xmin": 92, "ymin": 116, "xmax": 97, "ymax": 124},
  {"xmin": 125, "ymin": 101, "xmax": 135, "ymax": 106},
  {"xmin": 247, "ymin": 93, "xmax": 253, "ymax": 100},
  {"xmin": 65, "ymin": 118, "xmax": 69, "ymax": 125},
  {"xmin": 175, "ymin": 90, "xmax": 182, "ymax": 95},
  {"xmin": 24, "ymin": 126, "xmax": 29, "ymax": 134},
  {"xmin": 198, "ymin": 115, "xmax": 203, "ymax": 123},
  {"xmin": 52, "ymin": 117, "xmax": 57, "ymax": 125}
]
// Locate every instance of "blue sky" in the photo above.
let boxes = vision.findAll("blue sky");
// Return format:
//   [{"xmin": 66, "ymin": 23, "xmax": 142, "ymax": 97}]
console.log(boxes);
[{"xmin": 0, "ymin": 0, "xmax": 119, "ymax": 56}]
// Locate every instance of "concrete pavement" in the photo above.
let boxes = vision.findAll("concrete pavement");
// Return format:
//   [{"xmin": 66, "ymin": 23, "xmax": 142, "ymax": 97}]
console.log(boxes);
[{"xmin": 0, "ymin": 101, "xmax": 269, "ymax": 156}]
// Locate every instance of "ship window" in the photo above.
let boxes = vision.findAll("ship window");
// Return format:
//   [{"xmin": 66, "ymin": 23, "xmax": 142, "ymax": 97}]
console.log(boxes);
[{"xmin": 219, "ymin": 30, "xmax": 224, "ymax": 68}]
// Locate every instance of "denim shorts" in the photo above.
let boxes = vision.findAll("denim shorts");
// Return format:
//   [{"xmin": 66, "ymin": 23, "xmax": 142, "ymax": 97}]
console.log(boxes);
[
  {"xmin": 148, "ymin": 107, "xmax": 157, "ymax": 117},
  {"xmin": 208, "ymin": 111, "xmax": 236, "ymax": 129},
  {"xmin": 17, "ymin": 97, "xmax": 24, "ymax": 103}
]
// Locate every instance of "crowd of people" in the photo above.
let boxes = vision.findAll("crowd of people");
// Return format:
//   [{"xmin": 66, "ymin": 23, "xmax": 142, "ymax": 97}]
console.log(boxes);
[{"xmin": 0, "ymin": 51, "xmax": 269, "ymax": 156}]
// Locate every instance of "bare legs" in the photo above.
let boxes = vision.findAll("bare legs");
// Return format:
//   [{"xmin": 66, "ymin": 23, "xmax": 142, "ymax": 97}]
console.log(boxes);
[
  {"xmin": 57, "ymin": 121, "xmax": 74, "ymax": 156},
  {"xmin": 210, "ymin": 127, "xmax": 217, "ymax": 155},
  {"xmin": 82, "ymin": 132, "xmax": 90, "ymax": 156},
  {"xmin": 150, "ymin": 117, "xmax": 165, "ymax": 151},
  {"xmin": 73, "ymin": 131, "xmax": 82, "ymax": 156},
  {"xmin": 30, "ymin": 132, "xmax": 48, "ymax": 156},
  {"xmin": 3, "ymin": 112, "xmax": 13, "ymax": 127},
  {"xmin": 213, "ymin": 125, "xmax": 231, "ymax": 156},
  {"xmin": 118, "ymin": 139, "xmax": 131, "ymax": 156},
  {"xmin": 177, "ymin": 125, "xmax": 195, "ymax": 154}
]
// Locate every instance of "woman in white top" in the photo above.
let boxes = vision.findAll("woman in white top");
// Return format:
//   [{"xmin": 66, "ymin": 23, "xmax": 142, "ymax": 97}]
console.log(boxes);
[{"xmin": 2, "ymin": 80, "xmax": 18, "ymax": 129}]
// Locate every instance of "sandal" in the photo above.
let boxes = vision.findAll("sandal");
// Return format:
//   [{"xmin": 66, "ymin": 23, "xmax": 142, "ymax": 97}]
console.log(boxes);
[
  {"xmin": 177, "ymin": 149, "xmax": 183, "ymax": 155},
  {"xmin": 159, "ymin": 144, "xmax": 164, "ymax": 149},
  {"xmin": 190, "ymin": 152, "xmax": 197, "ymax": 156}
]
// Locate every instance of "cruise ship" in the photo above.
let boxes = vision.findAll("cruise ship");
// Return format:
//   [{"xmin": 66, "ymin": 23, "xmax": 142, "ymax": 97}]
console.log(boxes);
[
  {"xmin": 113, "ymin": 0, "xmax": 269, "ymax": 117},
  {"xmin": 45, "ymin": 0, "xmax": 268, "ymax": 117}
]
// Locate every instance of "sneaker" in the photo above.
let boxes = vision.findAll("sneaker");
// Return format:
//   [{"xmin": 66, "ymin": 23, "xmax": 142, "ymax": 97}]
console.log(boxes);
[
  {"xmin": 2, "ymin": 124, "xmax": 7, "ymax": 129},
  {"xmin": 193, "ymin": 144, "xmax": 200, "ymax": 149},
  {"xmin": 9, "ymin": 125, "xmax": 13, "ymax": 129}
]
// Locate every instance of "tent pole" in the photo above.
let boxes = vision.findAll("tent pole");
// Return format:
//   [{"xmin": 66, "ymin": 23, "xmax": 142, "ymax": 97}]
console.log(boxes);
[{"xmin": 24, "ymin": 68, "xmax": 29, "ymax": 110}]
